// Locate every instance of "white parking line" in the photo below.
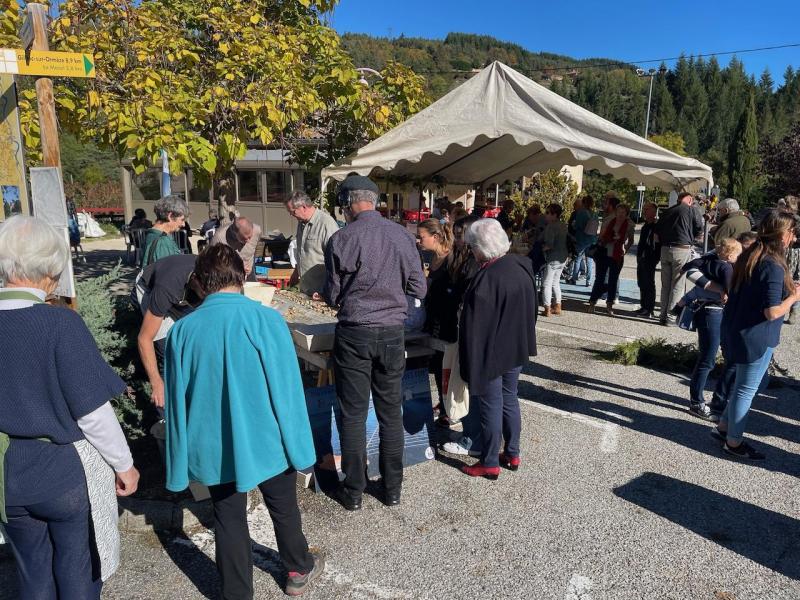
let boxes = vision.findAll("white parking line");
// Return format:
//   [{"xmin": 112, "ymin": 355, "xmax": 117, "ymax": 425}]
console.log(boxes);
[
  {"xmin": 565, "ymin": 573, "xmax": 595, "ymax": 599},
  {"xmin": 182, "ymin": 504, "xmax": 427, "ymax": 599},
  {"xmin": 518, "ymin": 385, "xmax": 620, "ymax": 453}
]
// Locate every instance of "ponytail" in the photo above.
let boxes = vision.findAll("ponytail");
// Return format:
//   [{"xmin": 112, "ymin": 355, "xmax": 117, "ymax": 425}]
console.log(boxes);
[{"xmin": 417, "ymin": 218, "xmax": 453, "ymax": 253}]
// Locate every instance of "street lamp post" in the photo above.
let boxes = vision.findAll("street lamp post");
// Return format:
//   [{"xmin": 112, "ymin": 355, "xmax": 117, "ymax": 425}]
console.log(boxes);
[{"xmin": 635, "ymin": 66, "xmax": 666, "ymax": 219}]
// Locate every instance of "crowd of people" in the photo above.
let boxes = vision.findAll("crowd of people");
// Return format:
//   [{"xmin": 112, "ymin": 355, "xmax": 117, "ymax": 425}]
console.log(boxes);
[{"xmin": 1, "ymin": 174, "xmax": 798, "ymax": 598}]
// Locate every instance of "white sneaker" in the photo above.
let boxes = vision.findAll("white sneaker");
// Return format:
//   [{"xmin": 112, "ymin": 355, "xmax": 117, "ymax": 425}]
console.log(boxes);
[{"xmin": 441, "ymin": 440, "xmax": 481, "ymax": 457}]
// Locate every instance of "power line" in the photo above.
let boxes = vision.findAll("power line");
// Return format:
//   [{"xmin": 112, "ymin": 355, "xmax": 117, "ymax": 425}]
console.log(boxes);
[{"xmin": 409, "ymin": 41, "xmax": 800, "ymax": 76}]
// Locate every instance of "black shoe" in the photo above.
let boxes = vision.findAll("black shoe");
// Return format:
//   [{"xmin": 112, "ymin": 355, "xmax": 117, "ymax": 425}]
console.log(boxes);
[
  {"xmin": 659, "ymin": 317, "xmax": 675, "ymax": 327},
  {"xmin": 723, "ymin": 441, "xmax": 765, "ymax": 460},
  {"xmin": 670, "ymin": 304, "xmax": 683, "ymax": 317},
  {"xmin": 335, "ymin": 488, "xmax": 362, "ymax": 511},
  {"xmin": 709, "ymin": 427, "xmax": 726, "ymax": 443},
  {"xmin": 382, "ymin": 489, "xmax": 401, "ymax": 507},
  {"xmin": 285, "ymin": 548, "xmax": 326, "ymax": 596},
  {"xmin": 689, "ymin": 403, "xmax": 714, "ymax": 421},
  {"xmin": 633, "ymin": 308, "xmax": 651, "ymax": 317},
  {"xmin": 708, "ymin": 401, "xmax": 726, "ymax": 416}
]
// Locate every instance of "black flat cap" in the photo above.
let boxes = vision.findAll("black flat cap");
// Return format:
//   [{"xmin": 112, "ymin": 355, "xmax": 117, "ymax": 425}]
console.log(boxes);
[{"xmin": 338, "ymin": 175, "xmax": 380, "ymax": 194}]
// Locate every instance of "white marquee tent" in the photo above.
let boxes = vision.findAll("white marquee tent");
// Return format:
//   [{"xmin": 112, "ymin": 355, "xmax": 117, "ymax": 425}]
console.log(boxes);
[{"xmin": 322, "ymin": 61, "xmax": 713, "ymax": 193}]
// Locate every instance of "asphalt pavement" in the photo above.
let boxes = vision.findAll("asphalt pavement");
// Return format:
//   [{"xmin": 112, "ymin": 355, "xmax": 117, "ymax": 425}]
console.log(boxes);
[{"xmin": 2, "ymin": 240, "xmax": 799, "ymax": 600}]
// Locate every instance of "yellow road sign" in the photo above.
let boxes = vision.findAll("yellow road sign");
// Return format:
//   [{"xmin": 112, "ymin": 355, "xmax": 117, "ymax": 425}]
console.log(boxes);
[{"xmin": 0, "ymin": 49, "xmax": 95, "ymax": 78}]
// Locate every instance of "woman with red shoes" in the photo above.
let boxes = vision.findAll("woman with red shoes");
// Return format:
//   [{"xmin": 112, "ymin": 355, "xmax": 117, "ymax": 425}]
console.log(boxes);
[{"xmin": 458, "ymin": 219, "xmax": 538, "ymax": 479}]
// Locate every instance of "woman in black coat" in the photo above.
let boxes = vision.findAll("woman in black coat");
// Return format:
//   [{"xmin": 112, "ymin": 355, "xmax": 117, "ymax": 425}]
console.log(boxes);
[{"xmin": 458, "ymin": 219, "xmax": 538, "ymax": 479}]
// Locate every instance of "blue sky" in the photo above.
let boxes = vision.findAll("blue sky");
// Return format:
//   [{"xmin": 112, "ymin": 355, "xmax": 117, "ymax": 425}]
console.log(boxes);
[{"xmin": 329, "ymin": 0, "xmax": 800, "ymax": 85}]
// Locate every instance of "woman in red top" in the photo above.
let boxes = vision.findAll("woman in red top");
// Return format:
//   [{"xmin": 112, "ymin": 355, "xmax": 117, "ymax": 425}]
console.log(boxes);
[{"xmin": 588, "ymin": 204, "xmax": 635, "ymax": 316}]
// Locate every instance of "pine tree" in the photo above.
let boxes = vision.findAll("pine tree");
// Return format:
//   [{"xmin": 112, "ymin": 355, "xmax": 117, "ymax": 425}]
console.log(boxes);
[{"xmin": 728, "ymin": 93, "xmax": 760, "ymax": 207}]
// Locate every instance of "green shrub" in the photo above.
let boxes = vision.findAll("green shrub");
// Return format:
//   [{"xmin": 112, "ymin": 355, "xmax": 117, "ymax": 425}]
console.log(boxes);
[
  {"xmin": 76, "ymin": 264, "xmax": 146, "ymax": 438},
  {"xmin": 611, "ymin": 337, "xmax": 711, "ymax": 374}
]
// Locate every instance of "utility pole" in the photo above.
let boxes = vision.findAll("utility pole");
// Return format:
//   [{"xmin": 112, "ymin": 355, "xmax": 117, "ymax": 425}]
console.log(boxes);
[{"xmin": 27, "ymin": 3, "xmax": 62, "ymax": 168}]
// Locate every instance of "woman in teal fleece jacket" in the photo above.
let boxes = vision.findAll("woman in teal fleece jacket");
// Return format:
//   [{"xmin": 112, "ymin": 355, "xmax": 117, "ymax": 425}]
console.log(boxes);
[{"xmin": 164, "ymin": 244, "xmax": 324, "ymax": 598}]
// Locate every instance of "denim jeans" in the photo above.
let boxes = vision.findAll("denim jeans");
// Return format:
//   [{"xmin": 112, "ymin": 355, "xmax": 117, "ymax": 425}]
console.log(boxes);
[
  {"xmin": 589, "ymin": 255, "xmax": 623, "ymax": 305},
  {"xmin": 4, "ymin": 481, "xmax": 102, "ymax": 600},
  {"xmin": 472, "ymin": 366, "xmax": 523, "ymax": 467},
  {"xmin": 571, "ymin": 242, "xmax": 594, "ymax": 283},
  {"xmin": 333, "ymin": 324, "xmax": 406, "ymax": 498},
  {"xmin": 542, "ymin": 260, "xmax": 566, "ymax": 306},
  {"xmin": 719, "ymin": 347, "xmax": 774, "ymax": 443},
  {"xmin": 689, "ymin": 306, "xmax": 723, "ymax": 406}
]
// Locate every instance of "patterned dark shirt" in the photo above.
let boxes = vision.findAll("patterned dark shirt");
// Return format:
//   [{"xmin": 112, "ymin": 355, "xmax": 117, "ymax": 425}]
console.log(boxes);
[{"xmin": 324, "ymin": 210, "xmax": 427, "ymax": 327}]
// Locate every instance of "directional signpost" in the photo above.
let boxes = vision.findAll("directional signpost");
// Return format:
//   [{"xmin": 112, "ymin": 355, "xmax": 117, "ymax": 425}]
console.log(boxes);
[{"xmin": 0, "ymin": 49, "xmax": 96, "ymax": 78}]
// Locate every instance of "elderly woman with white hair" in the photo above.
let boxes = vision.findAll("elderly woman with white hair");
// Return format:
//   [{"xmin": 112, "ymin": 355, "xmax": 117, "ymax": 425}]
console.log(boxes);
[
  {"xmin": 0, "ymin": 216, "xmax": 139, "ymax": 598},
  {"xmin": 456, "ymin": 218, "xmax": 537, "ymax": 479},
  {"xmin": 142, "ymin": 194, "xmax": 189, "ymax": 267}
]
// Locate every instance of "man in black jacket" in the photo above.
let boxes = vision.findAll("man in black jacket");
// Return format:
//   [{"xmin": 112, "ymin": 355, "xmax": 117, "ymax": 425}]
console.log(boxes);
[
  {"xmin": 655, "ymin": 192, "xmax": 703, "ymax": 325},
  {"xmin": 635, "ymin": 202, "xmax": 661, "ymax": 318}
]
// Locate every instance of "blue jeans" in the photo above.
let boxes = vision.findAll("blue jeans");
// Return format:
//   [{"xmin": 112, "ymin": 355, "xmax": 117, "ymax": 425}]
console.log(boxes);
[
  {"xmin": 689, "ymin": 306, "xmax": 723, "ymax": 406},
  {"xmin": 571, "ymin": 242, "xmax": 594, "ymax": 283},
  {"xmin": 473, "ymin": 366, "xmax": 523, "ymax": 467},
  {"xmin": 719, "ymin": 347, "xmax": 774, "ymax": 443},
  {"xmin": 4, "ymin": 481, "xmax": 101, "ymax": 600}
]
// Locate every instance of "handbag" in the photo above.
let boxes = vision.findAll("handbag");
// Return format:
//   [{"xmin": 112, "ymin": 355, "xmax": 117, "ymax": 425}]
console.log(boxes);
[
  {"xmin": 585, "ymin": 243, "xmax": 602, "ymax": 259},
  {"xmin": 441, "ymin": 342, "xmax": 469, "ymax": 421}
]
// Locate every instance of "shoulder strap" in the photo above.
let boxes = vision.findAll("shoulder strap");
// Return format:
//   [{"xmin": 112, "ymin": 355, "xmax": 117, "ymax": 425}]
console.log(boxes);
[{"xmin": 145, "ymin": 231, "xmax": 168, "ymax": 265}]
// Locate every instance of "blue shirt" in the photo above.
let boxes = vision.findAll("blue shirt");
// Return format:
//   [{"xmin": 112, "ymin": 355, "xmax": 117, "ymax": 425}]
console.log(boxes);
[
  {"xmin": 164, "ymin": 293, "xmax": 315, "ymax": 492},
  {"xmin": 721, "ymin": 257, "xmax": 787, "ymax": 364},
  {"xmin": 0, "ymin": 302, "xmax": 125, "ymax": 505}
]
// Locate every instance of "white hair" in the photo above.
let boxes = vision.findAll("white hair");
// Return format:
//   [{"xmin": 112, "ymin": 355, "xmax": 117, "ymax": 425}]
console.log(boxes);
[
  {"xmin": 0, "ymin": 215, "xmax": 69, "ymax": 284},
  {"xmin": 465, "ymin": 218, "xmax": 510, "ymax": 262},
  {"xmin": 350, "ymin": 189, "xmax": 378, "ymax": 206},
  {"xmin": 718, "ymin": 198, "xmax": 740, "ymax": 213},
  {"xmin": 286, "ymin": 190, "xmax": 313, "ymax": 209}
]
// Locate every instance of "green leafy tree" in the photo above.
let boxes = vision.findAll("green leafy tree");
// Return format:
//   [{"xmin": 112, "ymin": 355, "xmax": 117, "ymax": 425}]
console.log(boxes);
[
  {"xmin": 517, "ymin": 170, "xmax": 579, "ymax": 222},
  {"xmin": 728, "ymin": 93, "xmax": 760, "ymax": 207},
  {"xmin": 6, "ymin": 0, "xmax": 426, "ymax": 215},
  {"xmin": 649, "ymin": 131, "xmax": 687, "ymax": 156}
]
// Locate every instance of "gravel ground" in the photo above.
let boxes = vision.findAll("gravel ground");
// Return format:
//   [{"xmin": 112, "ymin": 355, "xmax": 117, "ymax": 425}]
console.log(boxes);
[{"xmin": 2, "ymin": 238, "xmax": 798, "ymax": 600}]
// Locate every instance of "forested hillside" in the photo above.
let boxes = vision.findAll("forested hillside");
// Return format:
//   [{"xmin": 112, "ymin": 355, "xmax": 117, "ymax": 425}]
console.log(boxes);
[{"xmin": 343, "ymin": 32, "xmax": 800, "ymax": 204}]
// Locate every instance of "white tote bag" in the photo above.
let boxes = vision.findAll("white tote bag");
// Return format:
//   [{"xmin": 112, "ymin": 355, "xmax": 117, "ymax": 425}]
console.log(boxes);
[{"xmin": 441, "ymin": 342, "xmax": 469, "ymax": 421}]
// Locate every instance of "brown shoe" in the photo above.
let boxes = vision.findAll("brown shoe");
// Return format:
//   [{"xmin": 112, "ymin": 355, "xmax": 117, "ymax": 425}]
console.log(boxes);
[
  {"xmin": 543, "ymin": 305, "xmax": 552, "ymax": 317},
  {"xmin": 552, "ymin": 303, "xmax": 562, "ymax": 315},
  {"xmin": 606, "ymin": 304, "xmax": 614, "ymax": 316}
]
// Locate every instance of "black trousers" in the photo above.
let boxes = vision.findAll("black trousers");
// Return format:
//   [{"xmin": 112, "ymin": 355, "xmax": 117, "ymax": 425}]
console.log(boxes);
[
  {"xmin": 209, "ymin": 470, "xmax": 313, "ymax": 600},
  {"xmin": 637, "ymin": 258, "xmax": 659, "ymax": 312},
  {"xmin": 333, "ymin": 324, "xmax": 406, "ymax": 499}
]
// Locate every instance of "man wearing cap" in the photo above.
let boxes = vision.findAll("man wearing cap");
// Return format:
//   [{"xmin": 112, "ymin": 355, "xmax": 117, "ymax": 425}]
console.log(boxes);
[{"xmin": 323, "ymin": 175, "xmax": 426, "ymax": 511}]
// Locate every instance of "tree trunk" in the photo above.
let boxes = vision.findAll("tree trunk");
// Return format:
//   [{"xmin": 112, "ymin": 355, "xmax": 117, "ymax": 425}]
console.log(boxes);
[{"xmin": 215, "ymin": 174, "xmax": 236, "ymax": 225}]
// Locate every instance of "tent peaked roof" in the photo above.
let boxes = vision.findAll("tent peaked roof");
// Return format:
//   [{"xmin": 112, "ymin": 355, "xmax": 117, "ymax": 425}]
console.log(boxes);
[{"xmin": 322, "ymin": 61, "xmax": 713, "ymax": 191}]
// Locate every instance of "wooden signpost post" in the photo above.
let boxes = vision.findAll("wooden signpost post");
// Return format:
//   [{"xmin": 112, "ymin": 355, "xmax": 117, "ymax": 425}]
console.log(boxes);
[{"xmin": 0, "ymin": 3, "xmax": 98, "ymax": 303}]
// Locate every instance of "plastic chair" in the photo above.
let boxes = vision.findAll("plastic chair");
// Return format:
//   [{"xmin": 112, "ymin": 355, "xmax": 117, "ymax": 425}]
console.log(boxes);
[
  {"xmin": 171, "ymin": 229, "xmax": 192, "ymax": 254},
  {"xmin": 131, "ymin": 228, "xmax": 148, "ymax": 267}
]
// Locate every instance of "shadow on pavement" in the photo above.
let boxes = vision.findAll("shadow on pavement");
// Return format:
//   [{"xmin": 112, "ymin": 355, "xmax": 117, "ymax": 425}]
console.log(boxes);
[
  {"xmin": 520, "ymin": 361, "xmax": 800, "ymax": 479},
  {"xmin": 614, "ymin": 472, "xmax": 800, "ymax": 580},
  {"xmin": 155, "ymin": 530, "xmax": 220, "ymax": 599}
]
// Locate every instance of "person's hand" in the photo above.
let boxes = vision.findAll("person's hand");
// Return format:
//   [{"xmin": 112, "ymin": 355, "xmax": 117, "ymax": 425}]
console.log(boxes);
[
  {"xmin": 792, "ymin": 282, "xmax": 800, "ymax": 303},
  {"xmin": 720, "ymin": 292, "xmax": 729, "ymax": 305},
  {"xmin": 311, "ymin": 292, "xmax": 324, "ymax": 302},
  {"xmin": 115, "ymin": 466, "xmax": 140, "ymax": 497},
  {"xmin": 150, "ymin": 377, "xmax": 165, "ymax": 408}
]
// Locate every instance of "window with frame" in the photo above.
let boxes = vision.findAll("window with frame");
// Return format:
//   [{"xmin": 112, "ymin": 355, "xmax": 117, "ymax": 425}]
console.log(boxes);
[
  {"xmin": 265, "ymin": 170, "xmax": 292, "ymax": 203},
  {"xmin": 237, "ymin": 171, "xmax": 263, "ymax": 203}
]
